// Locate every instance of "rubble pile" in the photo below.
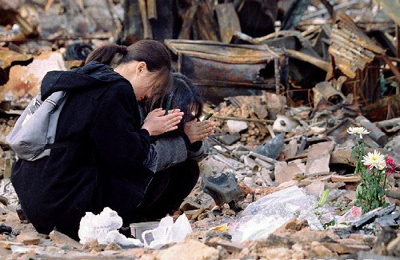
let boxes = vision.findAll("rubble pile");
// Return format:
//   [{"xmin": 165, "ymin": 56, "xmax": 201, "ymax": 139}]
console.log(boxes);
[{"xmin": 0, "ymin": 0, "xmax": 399, "ymax": 259}]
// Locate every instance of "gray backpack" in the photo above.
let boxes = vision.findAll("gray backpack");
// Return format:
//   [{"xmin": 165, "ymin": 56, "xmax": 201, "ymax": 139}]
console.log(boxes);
[{"xmin": 6, "ymin": 91, "xmax": 67, "ymax": 161}]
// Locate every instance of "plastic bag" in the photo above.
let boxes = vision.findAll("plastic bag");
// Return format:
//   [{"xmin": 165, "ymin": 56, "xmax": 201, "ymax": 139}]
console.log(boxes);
[
  {"xmin": 142, "ymin": 214, "xmax": 192, "ymax": 249},
  {"xmin": 78, "ymin": 207, "xmax": 142, "ymax": 247},
  {"xmin": 229, "ymin": 186, "xmax": 323, "ymax": 242}
]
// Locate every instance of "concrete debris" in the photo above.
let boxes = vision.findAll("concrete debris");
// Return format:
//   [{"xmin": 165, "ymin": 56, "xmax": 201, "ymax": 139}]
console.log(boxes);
[
  {"xmin": 305, "ymin": 141, "xmax": 335, "ymax": 176},
  {"xmin": 0, "ymin": 1, "xmax": 399, "ymax": 259},
  {"xmin": 226, "ymin": 120, "xmax": 248, "ymax": 134},
  {"xmin": 49, "ymin": 230, "xmax": 82, "ymax": 249},
  {"xmin": 16, "ymin": 232, "xmax": 41, "ymax": 245},
  {"xmin": 156, "ymin": 240, "xmax": 219, "ymax": 260},
  {"xmin": 274, "ymin": 159, "xmax": 305, "ymax": 184}
]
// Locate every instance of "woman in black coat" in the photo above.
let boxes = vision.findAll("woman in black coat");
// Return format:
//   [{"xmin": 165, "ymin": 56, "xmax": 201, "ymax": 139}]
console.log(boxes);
[
  {"xmin": 85, "ymin": 48, "xmax": 215, "ymax": 222},
  {"xmin": 11, "ymin": 40, "xmax": 184, "ymax": 239}
]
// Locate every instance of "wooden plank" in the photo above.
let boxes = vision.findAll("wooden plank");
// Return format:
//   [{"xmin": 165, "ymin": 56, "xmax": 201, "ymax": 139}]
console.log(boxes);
[
  {"xmin": 178, "ymin": 4, "xmax": 198, "ymax": 39},
  {"xmin": 138, "ymin": 0, "xmax": 153, "ymax": 38},
  {"xmin": 195, "ymin": 3, "xmax": 219, "ymax": 41},
  {"xmin": 286, "ymin": 49, "xmax": 330, "ymax": 72},
  {"xmin": 215, "ymin": 3, "xmax": 241, "ymax": 43},
  {"xmin": 382, "ymin": 55, "xmax": 400, "ymax": 83},
  {"xmin": 147, "ymin": 0, "xmax": 157, "ymax": 20},
  {"xmin": 331, "ymin": 174, "xmax": 360, "ymax": 183}
]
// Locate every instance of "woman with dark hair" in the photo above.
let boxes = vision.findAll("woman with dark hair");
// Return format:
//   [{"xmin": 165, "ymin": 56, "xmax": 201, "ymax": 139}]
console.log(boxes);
[
  {"xmin": 138, "ymin": 73, "xmax": 214, "ymax": 221},
  {"xmin": 11, "ymin": 40, "xmax": 184, "ymax": 239},
  {"xmin": 86, "ymin": 48, "xmax": 214, "ymax": 222}
]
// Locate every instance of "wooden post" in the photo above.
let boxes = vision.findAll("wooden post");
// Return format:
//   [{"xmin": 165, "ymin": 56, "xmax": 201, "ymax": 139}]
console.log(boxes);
[
  {"xmin": 147, "ymin": 0, "xmax": 158, "ymax": 20},
  {"xmin": 274, "ymin": 58, "xmax": 280, "ymax": 94},
  {"xmin": 139, "ymin": 0, "xmax": 153, "ymax": 38},
  {"xmin": 397, "ymin": 25, "xmax": 400, "ymax": 71}
]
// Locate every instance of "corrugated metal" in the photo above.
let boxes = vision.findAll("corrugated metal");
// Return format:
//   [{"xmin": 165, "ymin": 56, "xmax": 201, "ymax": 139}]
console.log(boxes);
[{"xmin": 328, "ymin": 13, "xmax": 384, "ymax": 79}]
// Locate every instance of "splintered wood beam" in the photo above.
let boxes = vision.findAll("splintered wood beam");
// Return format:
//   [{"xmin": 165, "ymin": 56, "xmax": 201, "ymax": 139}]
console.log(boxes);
[
  {"xmin": 147, "ymin": 0, "xmax": 158, "ymax": 20},
  {"xmin": 139, "ymin": 0, "xmax": 153, "ymax": 38},
  {"xmin": 286, "ymin": 49, "xmax": 330, "ymax": 72},
  {"xmin": 382, "ymin": 55, "xmax": 400, "ymax": 83},
  {"xmin": 179, "ymin": 4, "xmax": 198, "ymax": 39}
]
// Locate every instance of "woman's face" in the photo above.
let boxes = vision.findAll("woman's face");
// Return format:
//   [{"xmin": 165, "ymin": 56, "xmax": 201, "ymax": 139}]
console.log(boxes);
[
  {"xmin": 131, "ymin": 62, "xmax": 157, "ymax": 101},
  {"xmin": 116, "ymin": 61, "xmax": 156, "ymax": 101}
]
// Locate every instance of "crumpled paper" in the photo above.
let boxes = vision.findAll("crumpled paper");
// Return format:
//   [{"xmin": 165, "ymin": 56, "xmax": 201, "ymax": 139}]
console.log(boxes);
[
  {"xmin": 78, "ymin": 207, "xmax": 142, "ymax": 247},
  {"xmin": 142, "ymin": 214, "xmax": 192, "ymax": 249}
]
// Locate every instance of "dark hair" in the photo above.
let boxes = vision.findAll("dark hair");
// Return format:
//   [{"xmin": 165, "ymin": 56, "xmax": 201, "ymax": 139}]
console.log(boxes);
[
  {"xmin": 85, "ymin": 40, "xmax": 173, "ymax": 108},
  {"xmin": 153, "ymin": 73, "xmax": 203, "ymax": 134}
]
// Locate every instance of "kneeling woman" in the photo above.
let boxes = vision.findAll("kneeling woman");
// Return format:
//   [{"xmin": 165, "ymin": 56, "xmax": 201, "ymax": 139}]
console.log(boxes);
[
  {"xmin": 10, "ymin": 40, "xmax": 183, "ymax": 239},
  {"xmin": 85, "ymin": 47, "xmax": 214, "ymax": 222}
]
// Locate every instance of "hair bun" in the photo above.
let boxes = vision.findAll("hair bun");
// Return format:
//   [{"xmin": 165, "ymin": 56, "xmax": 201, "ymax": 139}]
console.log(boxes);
[{"xmin": 119, "ymin": 45, "xmax": 128, "ymax": 55}]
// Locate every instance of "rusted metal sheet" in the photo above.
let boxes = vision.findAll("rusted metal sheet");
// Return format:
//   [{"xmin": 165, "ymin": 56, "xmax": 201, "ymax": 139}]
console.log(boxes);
[
  {"xmin": 215, "ymin": 3, "xmax": 241, "ymax": 43},
  {"xmin": 329, "ymin": 13, "xmax": 385, "ymax": 79},
  {"xmin": 165, "ymin": 40, "xmax": 281, "ymax": 64},
  {"xmin": 179, "ymin": 55, "xmax": 275, "ymax": 88},
  {"xmin": 165, "ymin": 40, "xmax": 284, "ymax": 94}
]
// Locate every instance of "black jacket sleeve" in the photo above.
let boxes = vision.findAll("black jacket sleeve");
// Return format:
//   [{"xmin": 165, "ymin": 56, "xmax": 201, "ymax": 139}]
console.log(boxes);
[{"xmin": 90, "ymin": 83, "xmax": 151, "ymax": 173}]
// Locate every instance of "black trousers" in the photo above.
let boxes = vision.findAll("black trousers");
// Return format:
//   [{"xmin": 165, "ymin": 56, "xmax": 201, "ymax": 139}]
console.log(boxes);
[
  {"xmin": 55, "ymin": 160, "xmax": 199, "ymax": 239},
  {"xmin": 133, "ymin": 159, "xmax": 200, "ymax": 222}
]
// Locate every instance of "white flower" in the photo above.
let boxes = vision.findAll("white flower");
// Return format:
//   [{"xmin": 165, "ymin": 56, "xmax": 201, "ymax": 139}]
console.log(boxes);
[
  {"xmin": 347, "ymin": 127, "xmax": 370, "ymax": 139},
  {"xmin": 362, "ymin": 150, "xmax": 386, "ymax": 170}
]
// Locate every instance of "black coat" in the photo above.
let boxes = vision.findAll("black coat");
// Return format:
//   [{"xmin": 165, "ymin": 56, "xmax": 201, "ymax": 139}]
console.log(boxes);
[{"xmin": 11, "ymin": 62, "xmax": 154, "ymax": 238}]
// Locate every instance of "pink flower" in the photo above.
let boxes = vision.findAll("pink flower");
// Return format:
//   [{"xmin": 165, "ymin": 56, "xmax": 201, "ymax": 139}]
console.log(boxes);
[
  {"xmin": 385, "ymin": 156, "xmax": 398, "ymax": 177},
  {"xmin": 350, "ymin": 206, "xmax": 362, "ymax": 218}
]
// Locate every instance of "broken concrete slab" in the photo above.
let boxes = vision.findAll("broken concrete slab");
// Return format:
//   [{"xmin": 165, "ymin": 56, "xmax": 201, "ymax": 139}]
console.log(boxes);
[
  {"xmin": 156, "ymin": 240, "xmax": 219, "ymax": 260},
  {"xmin": 330, "ymin": 149, "xmax": 356, "ymax": 166},
  {"xmin": 219, "ymin": 134, "xmax": 241, "ymax": 146},
  {"xmin": 226, "ymin": 120, "xmax": 248, "ymax": 134},
  {"xmin": 305, "ymin": 141, "xmax": 335, "ymax": 176},
  {"xmin": 275, "ymin": 159, "xmax": 306, "ymax": 184},
  {"xmin": 49, "ymin": 230, "xmax": 82, "ymax": 249},
  {"xmin": 16, "ymin": 232, "xmax": 40, "ymax": 245},
  {"xmin": 281, "ymin": 139, "xmax": 298, "ymax": 160},
  {"xmin": 305, "ymin": 181, "xmax": 325, "ymax": 197}
]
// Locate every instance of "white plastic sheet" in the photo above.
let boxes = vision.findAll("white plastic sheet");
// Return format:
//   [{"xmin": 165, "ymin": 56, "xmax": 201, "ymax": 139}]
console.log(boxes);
[
  {"xmin": 78, "ymin": 207, "xmax": 142, "ymax": 247},
  {"xmin": 142, "ymin": 214, "xmax": 192, "ymax": 249},
  {"xmin": 229, "ymin": 186, "xmax": 323, "ymax": 242}
]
